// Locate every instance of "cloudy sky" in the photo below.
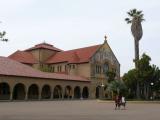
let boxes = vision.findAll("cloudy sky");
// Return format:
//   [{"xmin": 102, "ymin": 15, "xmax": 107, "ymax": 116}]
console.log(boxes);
[{"xmin": 0, "ymin": 0, "xmax": 160, "ymax": 75}]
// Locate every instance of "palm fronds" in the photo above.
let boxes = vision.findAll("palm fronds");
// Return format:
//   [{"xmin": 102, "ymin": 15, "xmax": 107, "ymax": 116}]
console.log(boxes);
[{"xmin": 125, "ymin": 9, "xmax": 145, "ymax": 24}]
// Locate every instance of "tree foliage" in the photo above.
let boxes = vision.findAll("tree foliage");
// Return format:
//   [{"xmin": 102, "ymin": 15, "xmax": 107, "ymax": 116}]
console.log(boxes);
[
  {"xmin": 0, "ymin": 31, "xmax": 8, "ymax": 42},
  {"xmin": 106, "ymin": 71, "xmax": 116, "ymax": 83},
  {"xmin": 123, "ymin": 69, "xmax": 137, "ymax": 89},
  {"xmin": 108, "ymin": 80, "xmax": 127, "ymax": 95},
  {"xmin": 123, "ymin": 53, "xmax": 160, "ymax": 99}
]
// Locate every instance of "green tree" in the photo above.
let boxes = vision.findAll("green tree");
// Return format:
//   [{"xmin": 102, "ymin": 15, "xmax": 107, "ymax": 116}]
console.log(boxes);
[
  {"xmin": 125, "ymin": 9, "xmax": 145, "ymax": 98},
  {"xmin": 108, "ymin": 80, "xmax": 127, "ymax": 96},
  {"xmin": 149, "ymin": 65, "xmax": 160, "ymax": 99},
  {"xmin": 107, "ymin": 71, "xmax": 116, "ymax": 83},
  {"xmin": 123, "ymin": 69, "xmax": 138, "ymax": 98},
  {"xmin": 137, "ymin": 53, "xmax": 152, "ymax": 99},
  {"xmin": 123, "ymin": 53, "xmax": 160, "ymax": 100}
]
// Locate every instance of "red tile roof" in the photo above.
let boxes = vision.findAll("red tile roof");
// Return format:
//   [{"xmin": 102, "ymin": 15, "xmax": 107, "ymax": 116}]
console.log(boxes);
[
  {"xmin": 46, "ymin": 44, "xmax": 101, "ymax": 64},
  {"xmin": 8, "ymin": 50, "xmax": 38, "ymax": 64},
  {"xmin": 25, "ymin": 42, "xmax": 63, "ymax": 52},
  {"xmin": 0, "ymin": 57, "xmax": 89, "ymax": 82}
]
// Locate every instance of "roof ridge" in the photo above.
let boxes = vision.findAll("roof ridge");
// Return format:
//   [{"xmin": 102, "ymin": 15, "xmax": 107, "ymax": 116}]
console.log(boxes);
[
  {"xmin": 62, "ymin": 44, "xmax": 101, "ymax": 52},
  {"xmin": 24, "ymin": 43, "xmax": 63, "ymax": 52},
  {"xmin": 35, "ymin": 42, "xmax": 53, "ymax": 47}
]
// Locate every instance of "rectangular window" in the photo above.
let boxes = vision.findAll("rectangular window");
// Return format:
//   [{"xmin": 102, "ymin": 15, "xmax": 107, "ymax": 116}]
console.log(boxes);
[
  {"xmin": 97, "ymin": 66, "xmax": 99, "ymax": 73},
  {"xmin": 57, "ymin": 66, "xmax": 62, "ymax": 72},
  {"xmin": 65, "ymin": 65, "xmax": 67, "ymax": 71},
  {"xmin": 60, "ymin": 66, "xmax": 62, "ymax": 72},
  {"xmin": 57, "ymin": 66, "xmax": 59, "ymax": 72},
  {"xmin": 52, "ymin": 66, "xmax": 54, "ymax": 72},
  {"xmin": 99, "ymin": 66, "xmax": 101, "ymax": 73},
  {"xmin": 95, "ymin": 65, "xmax": 102, "ymax": 74},
  {"xmin": 69, "ymin": 64, "xmax": 71, "ymax": 69},
  {"xmin": 95, "ymin": 65, "xmax": 98, "ymax": 73},
  {"xmin": 72, "ymin": 65, "xmax": 75, "ymax": 69}
]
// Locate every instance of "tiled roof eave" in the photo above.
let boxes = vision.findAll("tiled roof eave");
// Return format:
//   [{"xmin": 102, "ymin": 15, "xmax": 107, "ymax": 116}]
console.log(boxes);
[
  {"xmin": 21, "ymin": 61, "xmax": 38, "ymax": 64},
  {"xmin": 46, "ymin": 60, "xmax": 89, "ymax": 64},
  {"xmin": 0, "ymin": 74, "xmax": 90, "ymax": 82},
  {"xmin": 46, "ymin": 61, "xmax": 68, "ymax": 64},
  {"xmin": 68, "ymin": 61, "xmax": 89, "ymax": 64}
]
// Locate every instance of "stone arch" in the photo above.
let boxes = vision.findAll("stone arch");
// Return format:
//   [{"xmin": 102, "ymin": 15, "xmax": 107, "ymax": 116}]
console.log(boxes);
[
  {"xmin": 13, "ymin": 83, "xmax": 26, "ymax": 100},
  {"xmin": 64, "ymin": 86, "xmax": 72, "ymax": 99},
  {"xmin": 41, "ymin": 85, "xmax": 51, "ymax": 99},
  {"xmin": 0, "ymin": 82, "xmax": 10, "ymax": 100},
  {"xmin": 28, "ymin": 84, "xmax": 39, "ymax": 100},
  {"xmin": 53, "ymin": 85, "xmax": 62, "ymax": 99},
  {"xmin": 96, "ymin": 86, "xmax": 100, "ymax": 98},
  {"xmin": 74, "ymin": 86, "xmax": 81, "ymax": 99},
  {"xmin": 82, "ymin": 86, "xmax": 89, "ymax": 99}
]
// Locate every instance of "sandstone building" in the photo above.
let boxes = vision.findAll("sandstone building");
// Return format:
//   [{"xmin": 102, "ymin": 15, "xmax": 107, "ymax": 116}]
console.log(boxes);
[{"xmin": 0, "ymin": 36, "xmax": 120, "ymax": 101}]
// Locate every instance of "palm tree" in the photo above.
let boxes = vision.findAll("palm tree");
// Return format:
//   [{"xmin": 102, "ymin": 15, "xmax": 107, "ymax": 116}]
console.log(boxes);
[
  {"xmin": 125, "ymin": 9, "xmax": 145, "ymax": 99},
  {"xmin": 125, "ymin": 9, "xmax": 145, "ymax": 67}
]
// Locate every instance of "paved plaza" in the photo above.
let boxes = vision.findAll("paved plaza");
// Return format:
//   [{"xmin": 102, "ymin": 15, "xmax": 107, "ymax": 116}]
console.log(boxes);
[{"xmin": 0, "ymin": 100, "xmax": 160, "ymax": 120}]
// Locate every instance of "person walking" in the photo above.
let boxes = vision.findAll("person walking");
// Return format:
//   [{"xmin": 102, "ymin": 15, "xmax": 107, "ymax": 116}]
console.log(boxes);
[
  {"xmin": 114, "ymin": 95, "xmax": 119, "ymax": 110},
  {"xmin": 114, "ymin": 95, "xmax": 121, "ymax": 110},
  {"xmin": 121, "ymin": 96, "xmax": 126, "ymax": 110}
]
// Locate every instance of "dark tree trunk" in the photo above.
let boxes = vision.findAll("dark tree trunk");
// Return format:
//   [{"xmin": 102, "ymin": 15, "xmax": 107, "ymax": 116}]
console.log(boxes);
[
  {"xmin": 134, "ymin": 39, "xmax": 139, "ymax": 68},
  {"xmin": 146, "ymin": 84, "xmax": 150, "ymax": 100},
  {"xmin": 136, "ymin": 81, "xmax": 140, "ymax": 99},
  {"xmin": 144, "ymin": 83, "xmax": 148, "ymax": 100},
  {"xmin": 135, "ymin": 38, "xmax": 140, "ymax": 99}
]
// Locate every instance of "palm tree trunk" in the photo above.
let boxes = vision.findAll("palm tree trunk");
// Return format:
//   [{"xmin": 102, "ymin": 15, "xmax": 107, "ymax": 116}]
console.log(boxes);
[
  {"xmin": 135, "ymin": 39, "xmax": 140, "ymax": 99},
  {"xmin": 136, "ymin": 81, "xmax": 140, "ymax": 99},
  {"xmin": 144, "ymin": 83, "xmax": 148, "ymax": 100},
  {"xmin": 134, "ymin": 39, "xmax": 139, "ymax": 68},
  {"xmin": 146, "ymin": 83, "xmax": 150, "ymax": 100}
]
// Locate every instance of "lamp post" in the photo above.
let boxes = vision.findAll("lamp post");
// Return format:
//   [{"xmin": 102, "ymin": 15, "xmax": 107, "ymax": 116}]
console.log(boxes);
[{"xmin": 150, "ymin": 82, "xmax": 154, "ymax": 100}]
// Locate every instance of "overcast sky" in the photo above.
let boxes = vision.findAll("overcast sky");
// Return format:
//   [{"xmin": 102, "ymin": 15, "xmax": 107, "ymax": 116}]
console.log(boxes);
[{"xmin": 0, "ymin": 0, "xmax": 160, "ymax": 76}]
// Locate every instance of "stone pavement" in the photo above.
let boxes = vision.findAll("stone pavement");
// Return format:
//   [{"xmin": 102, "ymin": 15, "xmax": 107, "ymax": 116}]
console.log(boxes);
[{"xmin": 0, "ymin": 100, "xmax": 160, "ymax": 120}]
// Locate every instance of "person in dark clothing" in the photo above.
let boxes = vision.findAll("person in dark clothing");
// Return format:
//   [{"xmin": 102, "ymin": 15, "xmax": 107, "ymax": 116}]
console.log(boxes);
[
  {"xmin": 118, "ymin": 95, "xmax": 122, "ymax": 109},
  {"xmin": 114, "ymin": 95, "xmax": 120, "ymax": 110}
]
